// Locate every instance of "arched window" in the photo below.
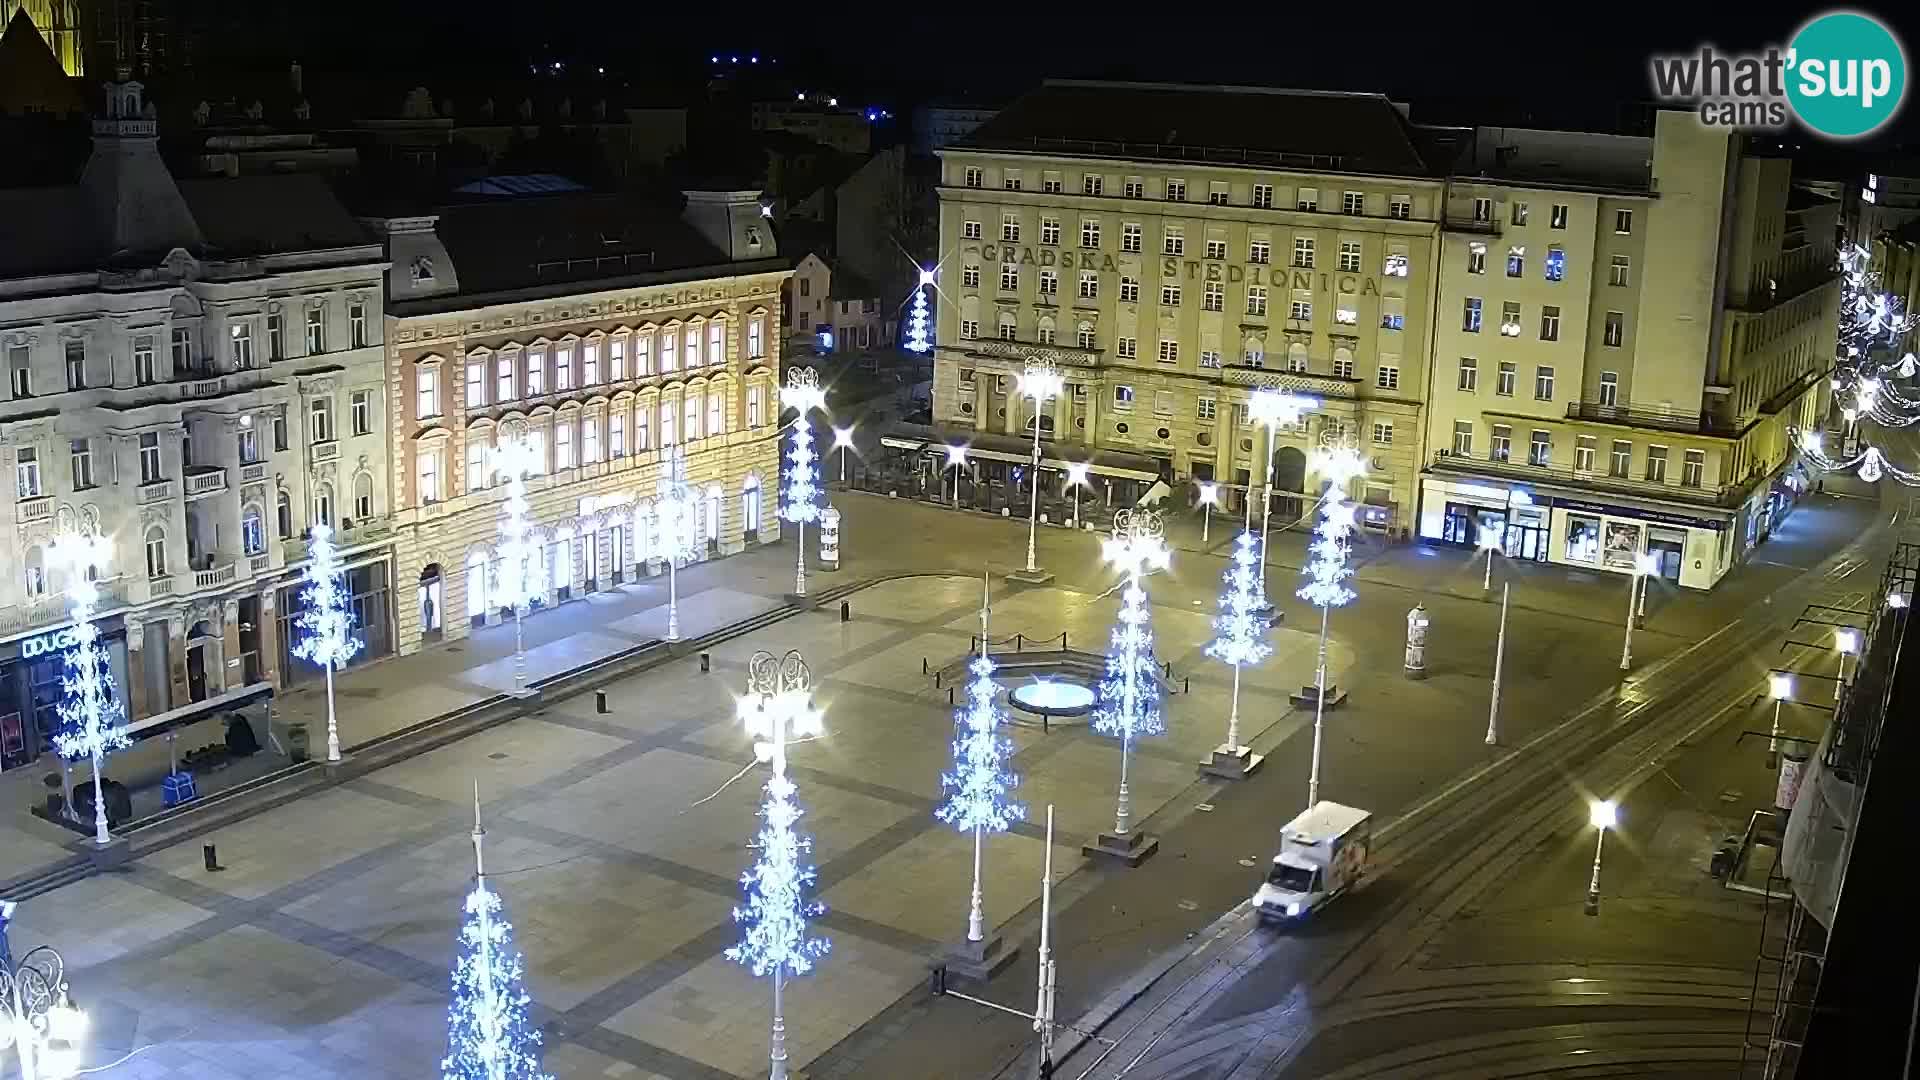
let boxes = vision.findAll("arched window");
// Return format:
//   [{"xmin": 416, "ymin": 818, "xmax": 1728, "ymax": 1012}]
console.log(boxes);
[
  {"xmin": 1036, "ymin": 314, "xmax": 1056, "ymax": 345},
  {"xmin": 276, "ymin": 488, "xmax": 293, "ymax": 538},
  {"xmin": 1287, "ymin": 341, "xmax": 1309, "ymax": 373},
  {"xmin": 742, "ymin": 474, "xmax": 762, "ymax": 535},
  {"xmin": 353, "ymin": 471, "xmax": 374, "ymax": 521},
  {"xmin": 144, "ymin": 526, "xmax": 168, "ymax": 578},
  {"xmin": 1244, "ymin": 337, "xmax": 1265, "ymax": 368},
  {"xmin": 997, "ymin": 312, "xmax": 1018, "ymax": 342},
  {"xmin": 22, "ymin": 545, "xmax": 45, "ymax": 598},
  {"xmin": 241, "ymin": 504, "xmax": 266, "ymax": 556},
  {"xmin": 312, "ymin": 482, "xmax": 334, "ymax": 530},
  {"xmin": 551, "ymin": 527, "xmax": 573, "ymax": 592}
]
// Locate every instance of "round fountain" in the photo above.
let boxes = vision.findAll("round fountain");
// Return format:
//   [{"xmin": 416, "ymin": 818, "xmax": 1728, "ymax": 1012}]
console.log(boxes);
[{"xmin": 1009, "ymin": 678, "xmax": 1097, "ymax": 720}]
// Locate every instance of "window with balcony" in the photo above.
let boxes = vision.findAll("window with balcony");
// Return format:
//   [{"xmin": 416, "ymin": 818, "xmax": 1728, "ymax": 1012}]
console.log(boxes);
[
  {"xmin": 1609, "ymin": 440, "xmax": 1631, "ymax": 477},
  {"xmin": 1599, "ymin": 371, "xmax": 1619, "ymax": 406},
  {"xmin": 1497, "ymin": 361, "xmax": 1517, "ymax": 396},
  {"xmin": 1452, "ymin": 421, "xmax": 1474, "ymax": 456},
  {"xmin": 1576, "ymin": 436, "xmax": 1596, "ymax": 471},
  {"xmin": 1683, "ymin": 450, "xmax": 1705, "ymax": 487},
  {"xmin": 1083, "ymin": 174, "xmax": 1104, "ymax": 196},
  {"xmin": 1293, "ymin": 236, "xmax": 1315, "ymax": 268},
  {"xmin": 1473, "ymin": 197, "xmax": 1493, "ymax": 223},
  {"xmin": 1535, "ymin": 365, "xmax": 1555, "ymax": 400},
  {"xmin": 237, "ymin": 428, "xmax": 259, "ymax": 465},
  {"xmin": 226, "ymin": 322, "xmax": 253, "ymax": 370},
  {"xmin": 352, "ymin": 389, "xmax": 373, "ymax": 435},
  {"xmin": 134, "ymin": 335, "xmax": 157, "ymax": 385},
  {"xmin": 12, "ymin": 447, "xmax": 38, "ymax": 500},
  {"xmin": 64, "ymin": 339, "xmax": 86, "ymax": 390},
  {"xmin": 8, "ymin": 346, "xmax": 30, "ymax": 398},
  {"xmin": 1491, "ymin": 424, "xmax": 1512, "ymax": 461},
  {"xmin": 145, "ymin": 527, "xmax": 167, "ymax": 578},
  {"xmin": 1645, "ymin": 445, "xmax": 1668, "ymax": 483},
  {"xmin": 305, "ymin": 308, "xmax": 325, "ymax": 353},
  {"xmin": 310, "ymin": 396, "xmax": 333, "ymax": 443},
  {"xmin": 1458, "ymin": 357, "xmax": 1478, "ymax": 391}
]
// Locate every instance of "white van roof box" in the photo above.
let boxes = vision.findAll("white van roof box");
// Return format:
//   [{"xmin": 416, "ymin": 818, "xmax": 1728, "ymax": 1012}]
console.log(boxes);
[{"xmin": 1284, "ymin": 801, "xmax": 1371, "ymax": 845}]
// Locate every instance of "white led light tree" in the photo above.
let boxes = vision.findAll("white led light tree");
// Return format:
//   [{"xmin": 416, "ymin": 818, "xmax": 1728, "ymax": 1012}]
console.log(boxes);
[
  {"xmin": 904, "ymin": 268, "xmax": 934, "ymax": 354},
  {"xmin": 442, "ymin": 784, "xmax": 550, "ymax": 1080},
  {"xmin": 490, "ymin": 427, "xmax": 545, "ymax": 695},
  {"xmin": 49, "ymin": 531, "xmax": 127, "ymax": 847},
  {"xmin": 654, "ymin": 445, "xmax": 701, "ymax": 642},
  {"xmin": 291, "ymin": 522, "xmax": 363, "ymax": 762},
  {"xmin": 729, "ymin": 649, "xmax": 829, "ymax": 1080},
  {"xmin": 1246, "ymin": 389, "xmax": 1320, "ymax": 605},
  {"xmin": 1203, "ymin": 529, "xmax": 1271, "ymax": 778},
  {"xmin": 1088, "ymin": 509, "xmax": 1169, "ymax": 865},
  {"xmin": 781, "ymin": 368, "xmax": 826, "ymax": 598},
  {"xmin": 1296, "ymin": 437, "xmax": 1366, "ymax": 809},
  {"xmin": 935, "ymin": 574, "xmax": 1024, "ymax": 976}
]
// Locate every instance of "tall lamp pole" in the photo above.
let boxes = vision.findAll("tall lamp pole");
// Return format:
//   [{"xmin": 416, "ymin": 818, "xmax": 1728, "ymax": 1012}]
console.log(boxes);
[
  {"xmin": 1065, "ymin": 462, "xmax": 1090, "ymax": 530},
  {"xmin": 1477, "ymin": 524, "xmax": 1501, "ymax": 591},
  {"xmin": 831, "ymin": 425, "xmax": 855, "ymax": 485},
  {"xmin": 782, "ymin": 368, "xmax": 827, "ymax": 598},
  {"xmin": 1767, "ymin": 672, "xmax": 1793, "ymax": 769},
  {"xmin": 1835, "ymin": 628, "xmax": 1859, "ymax": 701},
  {"xmin": 1017, "ymin": 360, "xmax": 1065, "ymax": 576},
  {"xmin": 1297, "ymin": 436, "xmax": 1365, "ymax": 808},
  {"xmin": 1486, "ymin": 582, "xmax": 1509, "ymax": 746},
  {"xmin": 1617, "ymin": 552, "xmax": 1659, "ymax": 671},
  {"xmin": 1097, "ymin": 509, "xmax": 1170, "ymax": 837},
  {"xmin": 1247, "ymin": 389, "xmax": 1319, "ymax": 604},
  {"xmin": 945, "ymin": 444, "xmax": 968, "ymax": 506},
  {"xmin": 655, "ymin": 445, "xmax": 699, "ymax": 642},
  {"xmin": 1584, "ymin": 799, "xmax": 1618, "ymax": 916},
  {"xmin": 1197, "ymin": 482, "xmax": 1218, "ymax": 546},
  {"xmin": 490, "ymin": 424, "xmax": 544, "ymax": 695}
]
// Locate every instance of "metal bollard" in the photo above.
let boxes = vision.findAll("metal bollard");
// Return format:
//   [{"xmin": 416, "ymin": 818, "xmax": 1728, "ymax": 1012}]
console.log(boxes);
[
  {"xmin": 1165, "ymin": 660, "xmax": 1174, "ymax": 677},
  {"xmin": 1184, "ymin": 676, "xmax": 1191, "ymax": 694},
  {"xmin": 700, "ymin": 652, "xmax": 711, "ymax": 673},
  {"xmin": 840, "ymin": 600, "xmax": 850, "ymax": 622},
  {"xmin": 203, "ymin": 843, "xmax": 223, "ymax": 872},
  {"xmin": 923, "ymin": 657, "xmax": 930, "ymax": 674},
  {"xmin": 935, "ymin": 672, "xmax": 942, "ymax": 689},
  {"xmin": 948, "ymin": 687, "xmax": 954, "ymax": 705},
  {"xmin": 595, "ymin": 690, "xmax": 609, "ymax": 714}
]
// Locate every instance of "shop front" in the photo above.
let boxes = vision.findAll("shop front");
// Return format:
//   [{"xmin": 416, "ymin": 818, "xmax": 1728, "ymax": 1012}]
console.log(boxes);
[
  {"xmin": 276, "ymin": 558, "xmax": 395, "ymax": 687},
  {"xmin": 1418, "ymin": 477, "xmax": 1550, "ymax": 562},
  {"xmin": 0, "ymin": 616, "xmax": 131, "ymax": 773}
]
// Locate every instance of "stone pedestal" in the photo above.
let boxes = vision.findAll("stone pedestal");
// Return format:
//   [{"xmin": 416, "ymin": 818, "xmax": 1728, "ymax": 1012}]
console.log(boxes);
[
  {"xmin": 81, "ymin": 835, "xmax": 132, "ymax": 869},
  {"xmin": 322, "ymin": 754, "xmax": 355, "ymax": 778},
  {"xmin": 1083, "ymin": 828, "xmax": 1159, "ymax": 867},
  {"xmin": 1007, "ymin": 568, "xmax": 1055, "ymax": 586},
  {"xmin": 1289, "ymin": 684, "xmax": 1348, "ymax": 711},
  {"xmin": 941, "ymin": 933, "xmax": 1019, "ymax": 983},
  {"xmin": 1201, "ymin": 744, "xmax": 1264, "ymax": 780}
]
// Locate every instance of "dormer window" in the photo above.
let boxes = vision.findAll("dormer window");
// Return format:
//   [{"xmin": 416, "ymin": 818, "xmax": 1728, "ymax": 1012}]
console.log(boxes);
[{"xmin": 747, "ymin": 226, "xmax": 762, "ymax": 249}]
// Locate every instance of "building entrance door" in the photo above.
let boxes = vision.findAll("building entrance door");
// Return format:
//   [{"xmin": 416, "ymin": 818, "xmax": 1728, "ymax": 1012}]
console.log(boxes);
[{"xmin": 1647, "ymin": 528, "xmax": 1687, "ymax": 581}]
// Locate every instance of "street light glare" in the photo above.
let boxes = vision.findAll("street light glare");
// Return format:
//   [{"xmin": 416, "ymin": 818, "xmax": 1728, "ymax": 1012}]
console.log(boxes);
[
  {"xmin": 1891, "ymin": 591, "xmax": 1911, "ymax": 609},
  {"xmin": 832, "ymin": 425, "xmax": 855, "ymax": 448},
  {"xmin": 946, "ymin": 444, "xmax": 968, "ymax": 466},
  {"xmin": 1476, "ymin": 524, "xmax": 1502, "ymax": 552},
  {"xmin": 1836, "ymin": 628, "xmax": 1860, "ymax": 655},
  {"xmin": 1770, "ymin": 672, "xmax": 1793, "ymax": 700},
  {"xmin": 1633, "ymin": 552, "xmax": 1661, "ymax": 577},
  {"xmin": 1066, "ymin": 461, "xmax": 1090, "ymax": 485},
  {"xmin": 1198, "ymin": 482, "xmax": 1218, "ymax": 505},
  {"xmin": 1589, "ymin": 800, "xmax": 1618, "ymax": 830}
]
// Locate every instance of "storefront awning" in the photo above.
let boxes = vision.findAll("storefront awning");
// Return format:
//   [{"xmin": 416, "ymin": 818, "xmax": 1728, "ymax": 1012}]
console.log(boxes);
[{"xmin": 125, "ymin": 681, "xmax": 274, "ymax": 743}]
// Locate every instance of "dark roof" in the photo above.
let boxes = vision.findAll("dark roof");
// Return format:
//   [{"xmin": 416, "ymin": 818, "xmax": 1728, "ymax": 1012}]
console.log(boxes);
[
  {"xmin": 0, "ymin": 186, "xmax": 96, "ymax": 276},
  {"xmin": 0, "ymin": 8, "xmax": 83, "ymax": 116},
  {"xmin": 828, "ymin": 263, "xmax": 879, "ymax": 301},
  {"xmin": 427, "ymin": 192, "xmax": 734, "ymax": 296},
  {"xmin": 955, "ymin": 80, "xmax": 1441, "ymax": 177},
  {"xmin": 177, "ymin": 174, "xmax": 372, "ymax": 255}
]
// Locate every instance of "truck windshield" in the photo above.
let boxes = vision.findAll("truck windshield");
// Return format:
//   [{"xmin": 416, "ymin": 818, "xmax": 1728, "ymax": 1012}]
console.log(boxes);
[{"xmin": 1267, "ymin": 863, "xmax": 1317, "ymax": 892}]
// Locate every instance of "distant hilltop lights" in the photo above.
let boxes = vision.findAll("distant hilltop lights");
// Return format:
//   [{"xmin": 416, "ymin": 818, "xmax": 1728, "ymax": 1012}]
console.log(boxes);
[{"xmin": 712, "ymin": 54, "xmax": 772, "ymax": 65}]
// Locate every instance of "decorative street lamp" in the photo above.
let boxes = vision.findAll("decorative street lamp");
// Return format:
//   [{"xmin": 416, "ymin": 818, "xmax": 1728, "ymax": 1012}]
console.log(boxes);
[
  {"xmin": 48, "ymin": 530, "xmax": 126, "ymax": 848},
  {"xmin": 0, "ymin": 906, "xmax": 88, "ymax": 1080},
  {"xmin": 1064, "ymin": 462, "xmax": 1091, "ymax": 530},
  {"xmin": 654, "ymin": 445, "xmax": 701, "ymax": 642},
  {"xmin": 1016, "ymin": 360, "xmax": 1066, "ymax": 579},
  {"xmin": 1584, "ymin": 799, "xmax": 1619, "ymax": 916},
  {"xmin": 1091, "ymin": 509, "xmax": 1170, "ymax": 862},
  {"xmin": 1477, "ymin": 524, "xmax": 1502, "ymax": 591},
  {"xmin": 1247, "ymin": 389, "xmax": 1320, "ymax": 604},
  {"xmin": 490, "ymin": 425, "xmax": 545, "ymax": 696},
  {"xmin": 1835, "ymin": 627, "xmax": 1860, "ymax": 700},
  {"xmin": 1297, "ymin": 436, "xmax": 1365, "ymax": 808},
  {"xmin": 781, "ymin": 368, "xmax": 827, "ymax": 598},
  {"xmin": 1617, "ymin": 552, "xmax": 1660, "ymax": 671},
  {"xmin": 1197, "ymin": 482, "xmax": 1219, "ymax": 546},
  {"xmin": 1767, "ymin": 672, "xmax": 1793, "ymax": 769},
  {"xmin": 944, "ymin": 444, "xmax": 968, "ymax": 506},
  {"xmin": 1203, "ymin": 529, "xmax": 1270, "ymax": 778},
  {"xmin": 728, "ymin": 650, "xmax": 829, "ymax": 1080},
  {"xmin": 292, "ymin": 522, "xmax": 363, "ymax": 762},
  {"xmin": 831, "ymin": 425, "xmax": 855, "ymax": 484}
]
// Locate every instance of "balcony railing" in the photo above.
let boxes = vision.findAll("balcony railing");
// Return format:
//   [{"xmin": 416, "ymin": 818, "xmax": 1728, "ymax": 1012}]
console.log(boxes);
[
  {"xmin": 240, "ymin": 462, "xmax": 267, "ymax": 484},
  {"xmin": 1431, "ymin": 449, "xmax": 1742, "ymax": 507},
  {"xmin": 193, "ymin": 561, "xmax": 238, "ymax": 590},
  {"xmin": 1565, "ymin": 401, "xmax": 1743, "ymax": 437},
  {"xmin": 183, "ymin": 466, "xmax": 228, "ymax": 499},
  {"xmin": 16, "ymin": 495, "xmax": 53, "ymax": 524},
  {"xmin": 963, "ymin": 339, "xmax": 1102, "ymax": 368},
  {"xmin": 281, "ymin": 519, "xmax": 394, "ymax": 563},
  {"xmin": 137, "ymin": 480, "xmax": 174, "ymax": 504},
  {"xmin": 310, "ymin": 440, "xmax": 340, "ymax": 464},
  {"xmin": 149, "ymin": 575, "xmax": 176, "ymax": 597},
  {"xmin": 1221, "ymin": 364, "xmax": 1358, "ymax": 399},
  {"xmin": 249, "ymin": 553, "xmax": 272, "ymax": 575}
]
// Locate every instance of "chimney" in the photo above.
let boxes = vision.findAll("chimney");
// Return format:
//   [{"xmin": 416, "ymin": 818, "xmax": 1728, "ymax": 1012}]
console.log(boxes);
[{"xmin": 682, "ymin": 190, "xmax": 775, "ymax": 262}]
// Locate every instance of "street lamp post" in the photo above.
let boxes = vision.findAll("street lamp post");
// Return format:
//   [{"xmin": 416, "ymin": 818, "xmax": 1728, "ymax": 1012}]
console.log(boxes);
[
  {"xmin": 1298, "ymin": 437, "xmax": 1366, "ymax": 809},
  {"xmin": 655, "ymin": 445, "xmax": 699, "ymax": 642},
  {"xmin": 1767, "ymin": 672, "xmax": 1793, "ymax": 769},
  {"xmin": 1017, "ymin": 360, "xmax": 1065, "ymax": 577},
  {"xmin": 490, "ymin": 425, "xmax": 544, "ymax": 695},
  {"xmin": 1584, "ymin": 799, "xmax": 1618, "ymax": 916},
  {"xmin": 0, "ymin": 908, "xmax": 88, "ymax": 1080},
  {"xmin": 831, "ymin": 425, "xmax": 855, "ymax": 484},
  {"xmin": 1617, "ymin": 552, "xmax": 1659, "ymax": 671},
  {"xmin": 1487, "ymin": 582, "xmax": 1509, "ymax": 746},
  {"xmin": 1248, "ymin": 389, "xmax": 1320, "ymax": 605},
  {"xmin": 1477, "ymin": 525, "xmax": 1501, "ymax": 591},
  {"xmin": 781, "ymin": 368, "xmax": 827, "ymax": 599},
  {"xmin": 1098, "ymin": 510, "xmax": 1170, "ymax": 840},
  {"xmin": 945, "ymin": 444, "xmax": 968, "ymax": 507},
  {"xmin": 48, "ymin": 530, "xmax": 126, "ymax": 848},
  {"xmin": 1197, "ymin": 482, "xmax": 1218, "ymax": 546},
  {"xmin": 1065, "ymin": 462, "xmax": 1090, "ymax": 530},
  {"xmin": 1835, "ymin": 627, "xmax": 1859, "ymax": 701}
]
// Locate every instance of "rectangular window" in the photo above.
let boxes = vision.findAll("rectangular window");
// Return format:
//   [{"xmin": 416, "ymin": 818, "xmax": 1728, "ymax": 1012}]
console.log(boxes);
[
  {"xmin": 1120, "ymin": 277, "xmax": 1140, "ymax": 303},
  {"xmin": 1197, "ymin": 397, "xmax": 1217, "ymax": 421},
  {"xmin": 418, "ymin": 448, "xmax": 441, "ymax": 502},
  {"xmin": 1203, "ymin": 282, "xmax": 1224, "ymax": 311},
  {"xmin": 1473, "ymin": 197, "xmax": 1493, "ymax": 223},
  {"xmin": 1293, "ymin": 236, "xmax": 1315, "ymax": 268},
  {"xmin": 1199, "ymin": 350, "xmax": 1222, "ymax": 368},
  {"xmin": 134, "ymin": 335, "xmax": 157, "ymax": 384},
  {"xmin": 467, "ymin": 441, "xmax": 487, "ymax": 491},
  {"xmin": 1535, "ymin": 365, "xmax": 1555, "ymax": 400},
  {"xmin": 1043, "ymin": 175, "xmax": 1063, "ymax": 194},
  {"xmin": 305, "ymin": 308, "xmax": 324, "ymax": 353},
  {"xmin": 466, "ymin": 361, "xmax": 486, "ymax": 407},
  {"xmin": 1609, "ymin": 440, "xmax": 1631, "ymax": 477},
  {"xmin": 1511, "ymin": 201, "xmax": 1529, "ymax": 226},
  {"xmin": 610, "ymin": 411, "xmax": 627, "ymax": 457},
  {"xmin": 1252, "ymin": 184, "xmax": 1273, "ymax": 209},
  {"xmin": 170, "ymin": 327, "xmax": 191, "ymax": 369},
  {"xmin": 1339, "ymin": 241, "xmax": 1361, "ymax": 273},
  {"xmin": 1206, "ymin": 238, "xmax": 1227, "ymax": 260},
  {"xmin": 684, "ymin": 327, "xmax": 702, "ymax": 369},
  {"xmin": 1463, "ymin": 297, "xmax": 1483, "ymax": 332},
  {"xmin": 1117, "ymin": 337, "xmax": 1136, "ymax": 359},
  {"xmin": 1491, "ymin": 424, "xmax": 1512, "ymax": 461},
  {"xmin": 1529, "ymin": 429, "xmax": 1551, "ymax": 466},
  {"xmin": 1162, "ymin": 284, "xmax": 1182, "ymax": 306},
  {"xmin": 1078, "ymin": 325, "xmax": 1097, "ymax": 350},
  {"xmin": 414, "ymin": 369, "xmax": 437, "ymax": 420},
  {"xmin": 353, "ymin": 389, "xmax": 373, "ymax": 434},
  {"xmin": 1565, "ymin": 514, "xmax": 1600, "ymax": 562},
  {"xmin": 963, "ymin": 220, "xmax": 982, "ymax": 240},
  {"xmin": 267, "ymin": 314, "xmax": 285, "ymax": 361},
  {"xmin": 227, "ymin": 323, "xmax": 253, "ymax": 370},
  {"xmin": 1003, "ymin": 170, "xmax": 1022, "ymax": 191},
  {"xmin": 1599, "ymin": 371, "xmax": 1619, "ymax": 406},
  {"xmin": 963, "ymin": 265, "xmax": 981, "ymax": 288},
  {"xmin": 310, "ymin": 397, "xmax": 333, "ymax": 442},
  {"xmin": 1333, "ymin": 356, "xmax": 1354, "ymax": 379},
  {"xmin": 1609, "ymin": 255, "xmax": 1631, "ymax": 286},
  {"xmin": 1342, "ymin": 191, "xmax": 1364, "ymax": 215},
  {"xmin": 1467, "ymin": 243, "xmax": 1486, "ymax": 275},
  {"xmin": 748, "ymin": 317, "xmax": 764, "ymax": 359},
  {"xmin": 273, "ymin": 410, "xmax": 288, "ymax": 452},
  {"xmin": 526, "ymin": 348, "xmax": 546, "ymax": 395},
  {"xmin": 1290, "ymin": 298, "xmax": 1313, "ymax": 321},
  {"xmin": 1576, "ymin": 436, "xmax": 1596, "ymax": 472},
  {"xmin": 1457, "ymin": 357, "xmax": 1478, "ymax": 391},
  {"xmin": 8, "ymin": 346, "xmax": 30, "ymax": 398},
  {"xmin": 1122, "ymin": 223, "xmax": 1142, "ymax": 252},
  {"xmin": 1039, "ymin": 269, "xmax": 1058, "ymax": 296},
  {"xmin": 964, "ymin": 167, "xmax": 982, "ymax": 188},
  {"xmin": 637, "ymin": 405, "xmax": 652, "ymax": 449},
  {"xmin": 1551, "ymin": 203, "xmax": 1569, "ymax": 229},
  {"xmin": 64, "ymin": 339, "xmax": 86, "ymax": 389},
  {"xmin": 1041, "ymin": 218, "xmax": 1061, "ymax": 245},
  {"xmin": 1124, "ymin": 178, "xmax": 1144, "ymax": 198},
  {"xmin": 1497, "ymin": 361, "xmax": 1517, "ymax": 396},
  {"xmin": 1153, "ymin": 390, "xmax": 1175, "ymax": 416},
  {"xmin": 138, "ymin": 433, "xmax": 161, "ymax": 483},
  {"xmin": 661, "ymin": 331, "xmax": 677, "ymax": 372},
  {"xmin": 498, "ymin": 354, "xmax": 515, "ymax": 402},
  {"xmin": 583, "ymin": 416, "xmax": 601, "ymax": 462},
  {"xmin": 1157, "ymin": 340, "xmax": 1178, "ymax": 364},
  {"xmin": 1163, "ymin": 226, "xmax": 1184, "ymax": 256},
  {"xmin": 998, "ymin": 319, "xmax": 1017, "ymax": 341},
  {"xmin": 1079, "ymin": 271, "xmax": 1099, "ymax": 299},
  {"xmin": 1507, "ymin": 246, "xmax": 1525, "ymax": 277},
  {"xmin": 1501, "ymin": 301, "xmax": 1522, "ymax": 336},
  {"xmin": 1683, "ymin": 449, "xmax": 1705, "ymax": 487},
  {"xmin": 1002, "ymin": 215, "xmax": 1020, "ymax": 242},
  {"xmin": 636, "ymin": 333, "xmax": 653, "ymax": 375},
  {"xmin": 1376, "ymin": 364, "xmax": 1400, "ymax": 390},
  {"xmin": 1081, "ymin": 219, "xmax": 1100, "ymax": 248},
  {"xmin": 1249, "ymin": 240, "xmax": 1271, "ymax": 264},
  {"xmin": 69, "ymin": 438, "xmax": 92, "ymax": 490},
  {"xmin": 1604, "ymin": 311, "xmax": 1624, "ymax": 347},
  {"xmin": 349, "ymin": 302, "xmax": 368, "ymax": 348},
  {"xmin": 1247, "ymin": 286, "xmax": 1267, "ymax": 316},
  {"xmin": 1452, "ymin": 422, "xmax": 1475, "ymax": 456},
  {"xmin": 1335, "ymin": 302, "xmax": 1358, "ymax": 325},
  {"xmin": 555, "ymin": 420, "xmax": 574, "ymax": 468},
  {"xmin": 1114, "ymin": 384, "xmax": 1134, "ymax": 408},
  {"xmin": 1540, "ymin": 305, "xmax": 1561, "ymax": 341},
  {"xmin": 1165, "ymin": 179, "xmax": 1186, "ymax": 201},
  {"xmin": 1372, "ymin": 421, "xmax": 1394, "ymax": 445},
  {"xmin": 1297, "ymin": 187, "xmax": 1319, "ymax": 212},
  {"xmin": 583, "ymin": 341, "xmax": 600, "ymax": 385},
  {"xmin": 1390, "ymin": 194, "xmax": 1411, "ymax": 219},
  {"xmin": 1615, "ymin": 209, "xmax": 1634, "ymax": 234},
  {"xmin": 14, "ymin": 447, "xmax": 40, "ymax": 499},
  {"xmin": 1645, "ymin": 445, "xmax": 1668, "ymax": 483},
  {"xmin": 1036, "ymin": 322, "xmax": 1055, "ymax": 345},
  {"xmin": 961, "ymin": 320, "xmax": 979, "ymax": 339},
  {"xmin": 1002, "ymin": 265, "xmax": 1021, "ymax": 291},
  {"xmin": 1208, "ymin": 183, "xmax": 1229, "ymax": 206},
  {"xmin": 1083, "ymin": 174, "xmax": 1103, "ymax": 196},
  {"xmin": 1544, "ymin": 248, "xmax": 1566, "ymax": 282}
]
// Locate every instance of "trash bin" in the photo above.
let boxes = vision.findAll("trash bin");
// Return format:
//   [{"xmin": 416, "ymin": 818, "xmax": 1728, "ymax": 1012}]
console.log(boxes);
[{"xmin": 287, "ymin": 722, "xmax": 310, "ymax": 764}]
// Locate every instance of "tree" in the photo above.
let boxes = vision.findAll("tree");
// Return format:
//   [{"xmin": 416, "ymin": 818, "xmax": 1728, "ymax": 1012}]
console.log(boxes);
[
  {"xmin": 291, "ymin": 523, "xmax": 362, "ymax": 761},
  {"xmin": 936, "ymin": 579, "xmax": 1023, "ymax": 941},
  {"xmin": 904, "ymin": 278, "xmax": 932, "ymax": 354}
]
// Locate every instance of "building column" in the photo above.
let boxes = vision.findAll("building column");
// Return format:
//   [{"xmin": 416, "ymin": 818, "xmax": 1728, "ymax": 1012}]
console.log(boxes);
[
  {"xmin": 218, "ymin": 598, "xmax": 241, "ymax": 695},
  {"xmin": 125, "ymin": 616, "xmax": 149, "ymax": 722},
  {"xmin": 1054, "ymin": 391, "xmax": 1069, "ymax": 444},
  {"xmin": 258, "ymin": 587, "xmax": 281, "ymax": 687},
  {"xmin": 167, "ymin": 616, "xmax": 189, "ymax": 706}
]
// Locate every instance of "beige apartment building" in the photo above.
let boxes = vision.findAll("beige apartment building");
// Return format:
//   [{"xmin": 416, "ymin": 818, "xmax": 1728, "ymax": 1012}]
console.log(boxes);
[
  {"xmin": 1424, "ymin": 114, "xmax": 1839, "ymax": 590},
  {"xmin": 0, "ymin": 73, "xmax": 394, "ymax": 774},
  {"xmin": 930, "ymin": 81, "xmax": 1446, "ymax": 531},
  {"xmin": 370, "ymin": 189, "xmax": 789, "ymax": 656}
]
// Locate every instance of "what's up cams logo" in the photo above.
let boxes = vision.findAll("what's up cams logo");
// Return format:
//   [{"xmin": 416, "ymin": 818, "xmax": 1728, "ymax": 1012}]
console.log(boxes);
[{"xmin": 1650, "ymin": 10, "xmax": 1908, "ymax": 139}]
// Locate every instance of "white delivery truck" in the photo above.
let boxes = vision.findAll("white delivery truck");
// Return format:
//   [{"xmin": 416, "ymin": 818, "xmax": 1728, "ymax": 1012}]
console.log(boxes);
[{"xmin": 1253, "ymin": 801, "xmax": 1372, "ymax": 922}]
